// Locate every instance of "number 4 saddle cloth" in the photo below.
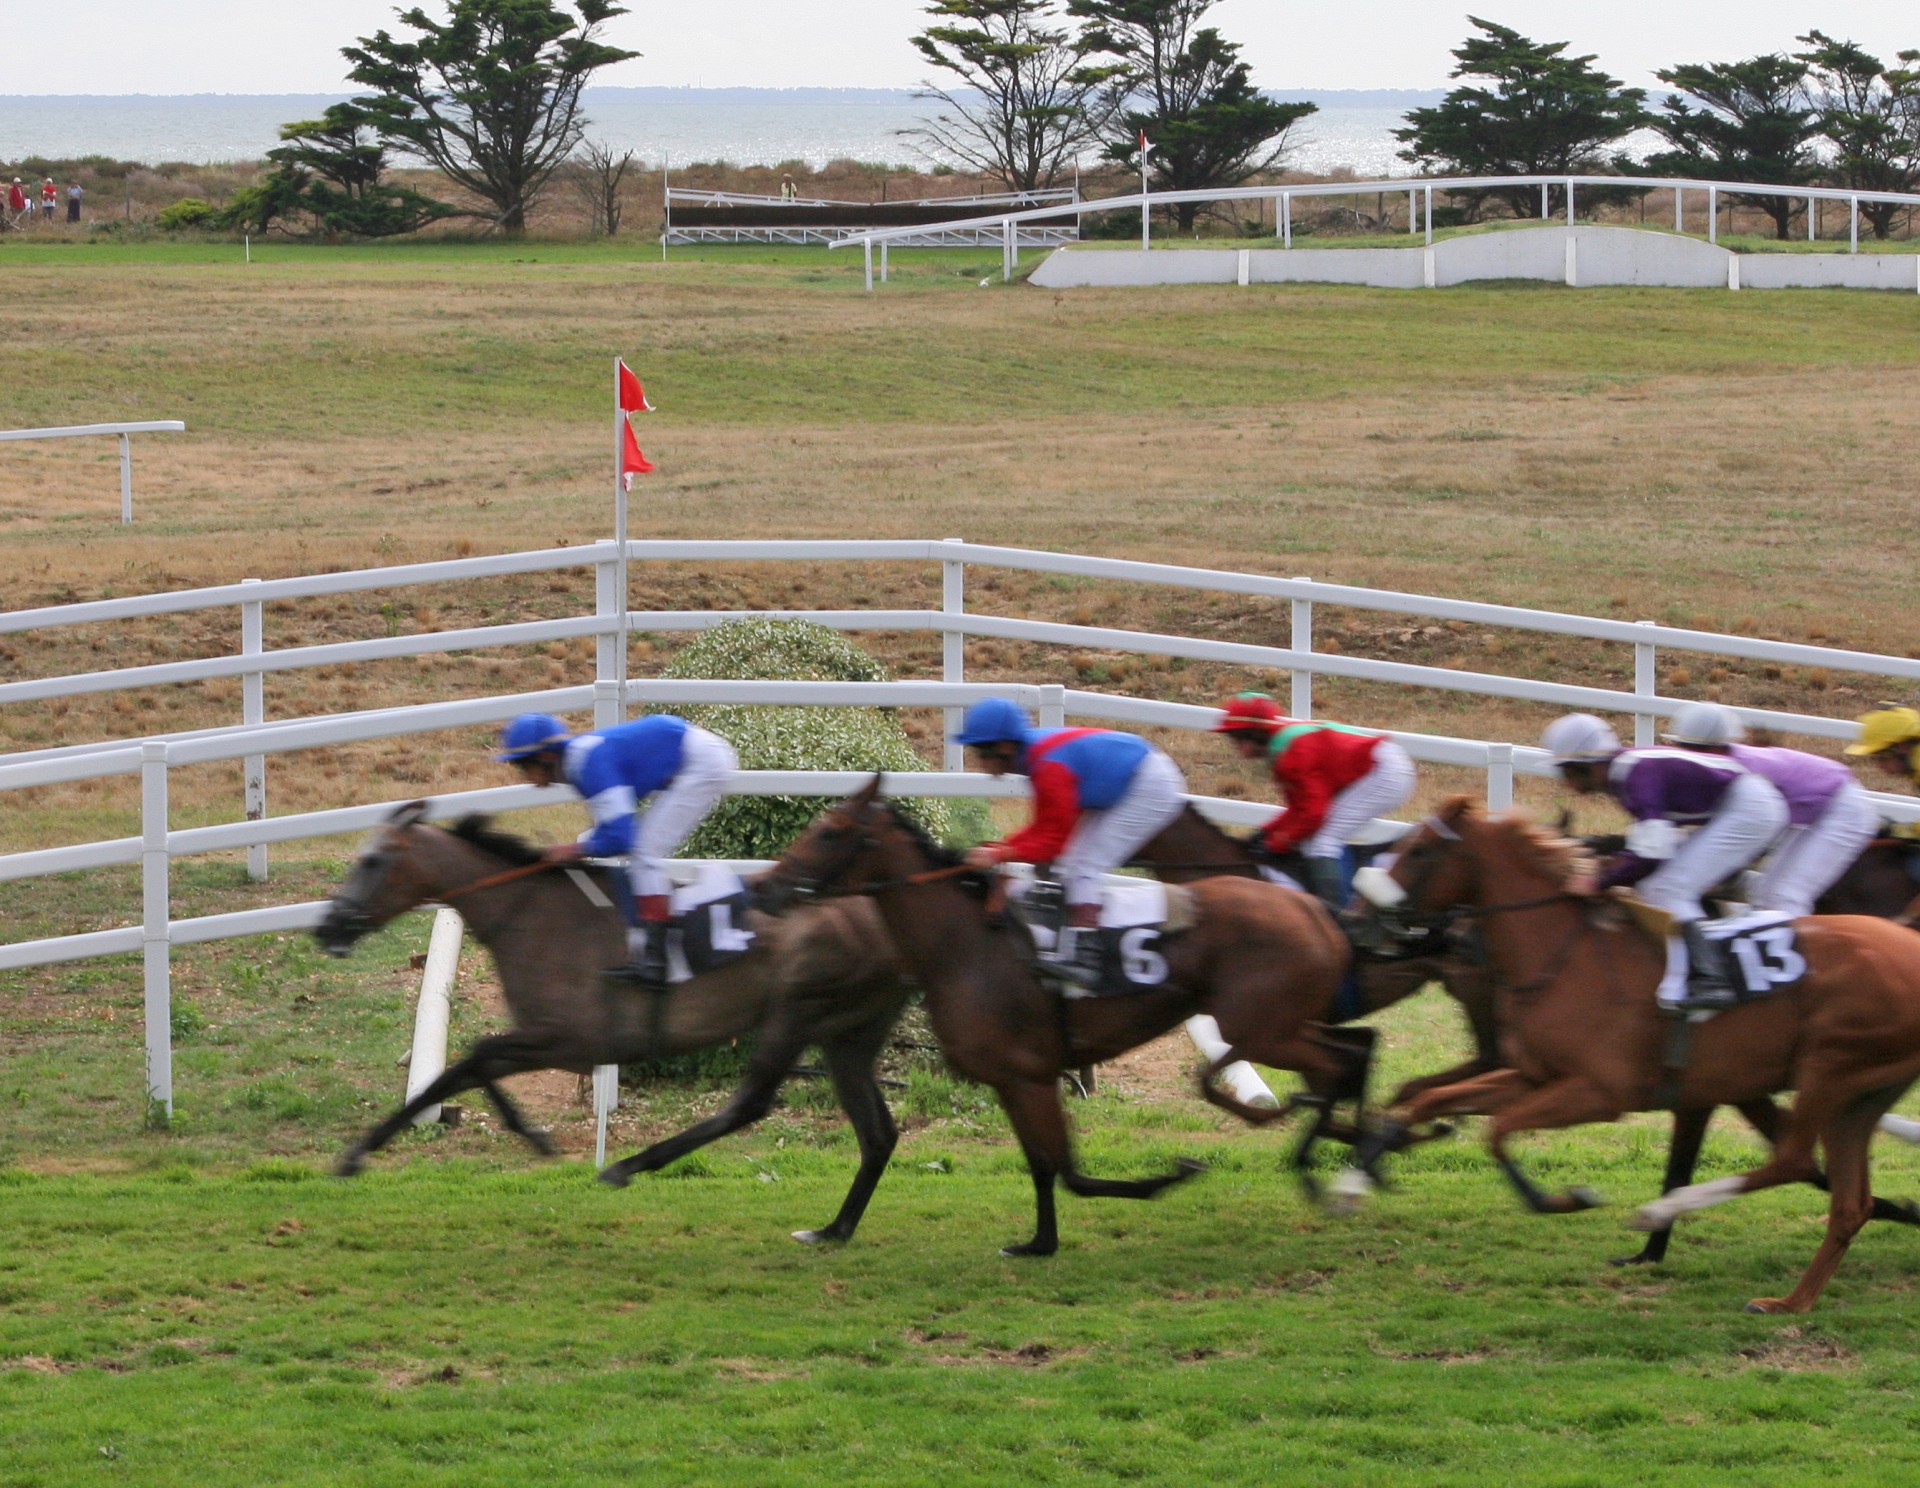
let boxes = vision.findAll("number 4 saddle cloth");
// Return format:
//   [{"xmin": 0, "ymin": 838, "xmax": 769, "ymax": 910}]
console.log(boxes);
[
  {"xmin": 1693, "ymin": 910, "xmax": 1808, "ymax": 1004},
  {"xmin": 1006, "ymin": 873, "xmax": 1199, "ymax": 1000}
]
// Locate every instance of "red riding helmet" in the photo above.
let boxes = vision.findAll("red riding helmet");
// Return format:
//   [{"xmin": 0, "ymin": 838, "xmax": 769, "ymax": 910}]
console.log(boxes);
[{"xmin": 1213, "ymin": 692, "xmax": 1284, "ymax": 736}]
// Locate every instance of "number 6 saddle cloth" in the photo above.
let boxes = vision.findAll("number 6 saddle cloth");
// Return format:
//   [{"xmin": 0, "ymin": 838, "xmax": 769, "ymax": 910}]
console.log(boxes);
[{"xmin": 1006, "ymin": 872, "xmax": 1199, "ymax": 999}]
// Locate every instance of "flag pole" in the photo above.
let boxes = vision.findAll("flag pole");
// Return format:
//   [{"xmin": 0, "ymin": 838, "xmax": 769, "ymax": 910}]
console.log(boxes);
[
  {"xmin": 1140, "ymin": 136, "xmax": 1150, "ymax": 252},
  {"xmin": 613, "ymin": 357, "xmax": 629, "ymax": 722}
]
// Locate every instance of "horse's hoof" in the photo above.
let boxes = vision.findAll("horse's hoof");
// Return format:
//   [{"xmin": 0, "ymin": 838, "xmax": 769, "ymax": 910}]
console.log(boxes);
[
  {"xmin": 792, "ymin": 1227, "xmax": 848, "ymax": 1246},
  {"xmin": 334, "ymin": 1153, "xmax": 365, "ymax": 1179},
  {"xmin": 1626, "ymin": 1205, "xmax": 1665, "ymax": 1232},
  {"xmin": 1609, "ymin": 1251, "xmax": 1659, "ymax": 1268},
  {"xmin": 1566, "ymin": 1186, "xmax": 1607, "ymax": 1211},
  {"xmin": 1744, "ymin": 1297, "xmax": 1797, "ymax": 1315},
  {"xmin": 596, "ymin": 1163, "xmax": 632, "ymax": 1189},
  {"xmin": 999, "ymin": 1241, "xmax": 1056, "ymax": 1259},
  {"xmin": 1324, "ymin": 1167, "xmax": 1375, "ymax": 1216},
  {"xmin": 1173, "ymin": 1158, "xmax": 1207, "ymax": 1180},
  {"xmin": 528, "ymin": 1130, "xmax": 557, "ymax": 1158}
]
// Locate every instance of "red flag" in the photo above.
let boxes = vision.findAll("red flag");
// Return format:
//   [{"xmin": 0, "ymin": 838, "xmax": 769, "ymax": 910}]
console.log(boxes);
[
  {"xmin": 617, "ymin": 359, "xmax": 654, "ymax": 413},
  {"xmin": 1138, "ymin": 130, "xmax": 1150, "ymax": 156},
  {"xmin": 620, "ymin": 416, "xmax": 654, "ymax": 489}
]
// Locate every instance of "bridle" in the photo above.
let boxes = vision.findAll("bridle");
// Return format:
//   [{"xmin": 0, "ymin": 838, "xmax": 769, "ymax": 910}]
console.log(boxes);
[
  {"xmin": 323, "ymin": 828, "xmax": 561, "ymax": 940},
  {"xmin": 775, "ymin": 801, "xmax": 978, "ymax": 905},
  {"xmin": 1363, "ymin": 814, "xmax": 1579, "ymax": 940}
]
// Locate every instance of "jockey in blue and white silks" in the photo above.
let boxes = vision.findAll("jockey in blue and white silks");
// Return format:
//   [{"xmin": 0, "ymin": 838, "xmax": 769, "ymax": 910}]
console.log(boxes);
[
  {"xmin": 1543, "ymin": 711, "xmax": 1788, "ymax": 1012},
  {"xmin": 496, "ymin": 712, "xmax": 738, "ymax": 985}
]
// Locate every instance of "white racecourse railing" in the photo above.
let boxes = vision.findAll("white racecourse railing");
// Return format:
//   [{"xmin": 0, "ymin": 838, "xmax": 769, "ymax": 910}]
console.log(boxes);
[
  {"xmin": 6, "ymin": 537, "xmax": 1920, "ymax": 1117},
  {"xmin": 0, "ymin": 420, "xmax": 186, "ymax": 522},
  {"xmin": 829, "ymin": 173, "xmax": 1920, "ymax": 287}
]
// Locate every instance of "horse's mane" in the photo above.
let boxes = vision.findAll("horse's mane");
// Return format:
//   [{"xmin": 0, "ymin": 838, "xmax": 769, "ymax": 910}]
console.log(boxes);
[
  {"xmin": 873, "ymin": 798, "xmax": 966, "ymax": 868},
  {"xmin": 1501, "ymin": 813, "xmax": 1597, "ymax": 886},
  {"xmin": 447, "ymin": 815, "xmax": 546, "ymax": 866}
]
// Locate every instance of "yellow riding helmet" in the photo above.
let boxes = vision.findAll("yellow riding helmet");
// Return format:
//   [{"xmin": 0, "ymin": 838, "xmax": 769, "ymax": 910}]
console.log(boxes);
[{"xmin": 1845, "ymin": 706, "xmax": 1920, "ymax": 757}]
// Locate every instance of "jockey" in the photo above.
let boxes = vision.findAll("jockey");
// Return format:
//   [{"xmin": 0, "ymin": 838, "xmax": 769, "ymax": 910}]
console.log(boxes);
[
  {"xmin": 1211, "ymin": 693, "xmax": 1416, "ymax": 910},
  {"xmin": 1542, "ymin": 712, "xmax": 1788, "ymax": 1012},
  {"xmin": 954, "ymin": 697, "xmax": 1187, "ymax": 987},
  {"xmin": 495, "ymin": 712, "xmax": 738, "ymax": 986},
  {"xmin": 1666, "ymin": 702, "xmax": 1878, "ymax": 917},
  {"xmin": 1846, "ymin": 705, "xmax": 1920, "ymax": 792}
]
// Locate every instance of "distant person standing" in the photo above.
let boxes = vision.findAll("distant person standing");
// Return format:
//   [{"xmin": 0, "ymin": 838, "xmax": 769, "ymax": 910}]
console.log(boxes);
[
  {"xmin": 66, "ymin": 181, "xmax": 84, "ymax": 223},
  {"xmin": 41, "ymin": 178, "xmax": 57, "ymax": 221},
  {"xmin": 6, "ymin": 179, "xmax": 25, "ymax": 225},
  {"xmin": 780, "ymin": 174, "xmax": 797, "ymax": 202}
]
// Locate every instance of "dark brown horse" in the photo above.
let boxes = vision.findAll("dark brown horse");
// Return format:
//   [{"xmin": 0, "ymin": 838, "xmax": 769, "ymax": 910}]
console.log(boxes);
[
  {"xmin": 314, "ymin": 803, "xmax": 912, "ymax": 1245},
  {"xmin": 1352, "ymin": 798, "xmax": 1920, "ymax": 1314},
  {"xmin": 1136, "ymin": 805, "xmax": 1502, "ymax": 1106},
  {"xmin": 758, "ymin": 777, "xmax": 1354, "ymax": 1256},
  {"xmin": 1816, "ymin": 837, "xmax": 1920, "ymax": 919}
]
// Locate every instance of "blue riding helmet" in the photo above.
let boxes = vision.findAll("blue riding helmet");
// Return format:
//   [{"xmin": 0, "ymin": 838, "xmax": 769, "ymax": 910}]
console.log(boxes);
[
  {"xmin": 953, "ymin": 698, "xmax": 1034, "ymax": 748},
  {"xmin": 495, "ymin": 712, "xmax": 572, "ymax": 762}
]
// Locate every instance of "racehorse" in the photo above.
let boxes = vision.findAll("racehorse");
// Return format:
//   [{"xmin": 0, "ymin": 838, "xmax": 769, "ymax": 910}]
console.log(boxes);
[
  {"xmin": 313, "ymin": 802, "xmax": 913, "ymax": 1245},
  {"xmin": 758, "ymin": 777, "xmax": 1353, "ymax": 1257},
  {"xmin": 1349, "ymin": 798, "xmax": 1920, "ymax": 1314},
  {"xmin": 1816, "ymin": 836, "xmax": 1920, "ymax": 920}
]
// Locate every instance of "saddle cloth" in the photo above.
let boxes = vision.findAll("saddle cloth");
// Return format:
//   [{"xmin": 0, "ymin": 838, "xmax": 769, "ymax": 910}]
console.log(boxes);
[
  {"xmin": 659, "ymin": 866, "xmax": 757, "ymax": 984},
  {"xmin": 1005, "ymin": 870, "xmax": 1195, "ymax": 998},
  {"xmin": 1695, "ymin": 910, "xmax": 1807, "ymax": 1003}
]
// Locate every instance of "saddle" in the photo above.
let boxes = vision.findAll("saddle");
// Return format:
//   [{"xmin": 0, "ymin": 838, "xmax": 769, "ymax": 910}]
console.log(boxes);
[{"xmin": 1006, "ymin": 872, "xmax": 1197, "ymax": 999}]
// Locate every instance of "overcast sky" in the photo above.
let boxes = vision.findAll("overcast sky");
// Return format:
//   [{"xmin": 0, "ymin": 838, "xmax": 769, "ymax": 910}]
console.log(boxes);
[{"xmin": 10, "ymin": 2, "xmax": 1913, "ymax": 96}]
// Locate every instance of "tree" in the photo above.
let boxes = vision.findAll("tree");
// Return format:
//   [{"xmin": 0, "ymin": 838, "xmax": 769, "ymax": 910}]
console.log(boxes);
[
  {"xmin": 1797, "ymin": 31, "xmax": 1920, "ymax": 239},
  {"xmin": 565, "ymin": 137, "xmax": 636, "ymax": 234},
  {"xmin": 905, "ymin": 0, "xmax": 1117, "ymax": 193},
  {"xmin": 1395, "ymin": 17, "xmax": 1648, "ymax": 221},
  {"xmin": 1646, "ymin": 56, "xmax": 1816, "ymax": 239},
  {"xmin": 1070, "ymin": 0, "xmax": 1314, "ymax": 231},
  {"xmin": 222, "ymin": 102, "xmax": 456, "ymax": 239},
  {"xmin": 344, "ymin": 0, "xmax": 637, "ymax": 234}
]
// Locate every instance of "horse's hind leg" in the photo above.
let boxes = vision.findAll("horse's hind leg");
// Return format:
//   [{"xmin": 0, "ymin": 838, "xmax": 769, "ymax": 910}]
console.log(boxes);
[
  {"xmin": 1614, "ymin": 1106, "xmax": 1716, "ymax": 1267},
  {"xmin": 598, "ymin": 1018, "xmax": 815, "ymax": 1189},
  {"xmin": 1746, "ymin": 1086, "xmax": 1903, "ymax": 1315},
  {"xmin": 338, "ymin": 1033, "xmax": 549, "ymax": 1176},
  {"xmin": 793, "ymin": 1019, "xmax": 902, "ymax": 1246},
  {"xmin": 479, "ymin": 1081, "xmax": 555, "ymax": 1157}
]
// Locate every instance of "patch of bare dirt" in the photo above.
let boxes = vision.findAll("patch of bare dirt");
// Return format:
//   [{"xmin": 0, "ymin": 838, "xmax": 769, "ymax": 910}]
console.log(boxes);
[
  {"xmin": 1736, "ymin": 1328, "xmax": 1858, "ymax": 1372},
  {"xmin": 1100, "ymin": 1031, "xmax": 1203, "ymax": 1105}
]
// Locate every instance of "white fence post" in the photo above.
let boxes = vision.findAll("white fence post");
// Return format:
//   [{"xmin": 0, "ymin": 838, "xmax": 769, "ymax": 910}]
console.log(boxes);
[
  {"xmin": 1039, "ymin": 684, "xmax": 1066, "ymax": 729},
  {"xmin": 407, "ymin": 907, "xmax": 463, "ymax": 1126},
  {"xmin": 594, "ymin": 546, "xmax": 622, "ymax": 725},
  {"xmin": 880, "ymin": 241, "xmax": 889, "ymax": 284},
  {"xmin": 1486, "ymin": 741, "xmax": 1514, "ymax": 813},
  {"xmin": 141, "ymin": 741, "xmax": 173, "ymax": 1121},
  {"xmin": 1708, "ymin": 186, "xmax": 1718, "ymax": 245},
  {"xmin": 1283, "ymin": 192, "xmax": 1292, "ymax": 248},
  {"xmin": 119, "ymin": 433, "xmax": 133, "ymax": 524},
  {"xmin": 1675, "ymin": 186, "xmax": 1684, "ymax": 233},
  {"xmin": 1566, "ymin": 178, "xmax": 1575, "ymax": 225},
  {"xmin": 593, "ymin": 1063, "xmax": 619, "ymax": 1167},
  {"xmin": 1003, "ymin": 218, "xmax": 1014, "ymax": 282},
  {"xmin": 942, "ymin": 537, "xmax": 966, "ymax": 771},
  {"xmin": 1635, "ymin": 621, "xmax": 1658, "ymax": 747},
  {"xmin": 241, "ymin": 578, "xmax": 267, "ymax": 882},
  {"xmin": 1290, "ymin": 580, "xmax": 1313, "ymax": 719},
  {"xmin": 1850, "ymin": 197, "xmax": 1859, "ymax": 254},
  {"xmin": 863, "ymin": 239, "xmax": 873, "ymax": 292},
  {"xmin": 1540, "ymin": 181, "xmax": 1549, "ymax": 221},
  {"xmin": 1424, "ymin": 186, "xmax": 1433, "ymax": 245}
]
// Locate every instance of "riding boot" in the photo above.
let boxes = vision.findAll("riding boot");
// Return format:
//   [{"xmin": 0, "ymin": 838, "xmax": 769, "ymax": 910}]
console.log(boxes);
[
  {"xmin": 1306, "ymin": 855, "xmax": 1350, "ymax": 914},
  {"xmin": 606, "ymin": 895, "xmax": 672, "ymax": 987},
  {"xmin": 1656, "ymin": 922, "xmax": 1737, "ymax": 1014},
  {"xmin": 1043, "ymin": 903, "xmax": 1104, "ymax": 990}
]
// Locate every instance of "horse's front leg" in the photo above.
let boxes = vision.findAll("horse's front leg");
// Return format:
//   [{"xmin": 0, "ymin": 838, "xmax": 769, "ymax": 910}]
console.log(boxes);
[
  {"xmin": 1483, "ymin": 1076, "xmax": 1624, "ymax": 1214},
  {"xmin": 1333, "ymin": 1067, "xmax": 1534, "ymax": 1210}
]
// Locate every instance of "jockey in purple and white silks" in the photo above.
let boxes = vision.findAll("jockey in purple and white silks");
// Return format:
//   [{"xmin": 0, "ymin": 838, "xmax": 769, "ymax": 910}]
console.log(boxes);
[
  {"xmin": 495, "ymin": 712, "xmax": 738, "ymax": 986},
  {"xmin": 1661, "ymin": 702, "xmax": 1880, "ymax": 917},
  {"xmin": 1542, "ymin": 711, "xmax": 1789, "ymax": 1012}
]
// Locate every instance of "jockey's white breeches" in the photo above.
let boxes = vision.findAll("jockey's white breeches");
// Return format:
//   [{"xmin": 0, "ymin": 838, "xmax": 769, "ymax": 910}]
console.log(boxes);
[
  {"xmin": 1053, "ymin": 750, "xmax": 1188, "ymax": 907},
  {"xmin": 1305, "ymin": 741, "xmax": 1417, "ymax": 859},
  {"xmin": 1636, "ymin": 772, "xmax": 1790, "ymax": 922},
  {"xmin": 1749, "ymin": 780, "xmax": 1880, "ymax": 918},
  {"xmin": 629, "ymin": 725, "xmax": 737, "ymax": 899}
]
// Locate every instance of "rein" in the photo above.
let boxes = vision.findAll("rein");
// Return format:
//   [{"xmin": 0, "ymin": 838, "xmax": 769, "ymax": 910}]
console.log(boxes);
[
  {"xmin": 803, "ymin": 862, "xmax": 977, "ymax": 899},
  {"xmin": 435, "ymin": 858, "xmax": 563, "ymax": 903}
]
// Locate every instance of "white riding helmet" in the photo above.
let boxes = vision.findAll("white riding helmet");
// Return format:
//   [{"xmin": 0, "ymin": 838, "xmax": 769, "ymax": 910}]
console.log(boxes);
[
  {"xmin": 1541, "ymin": 713, "xmax": 1621, "ymax": 764},
  {"xmin": 1664, "ymin": 701, "xmax": 1746, "ymax": 747}
]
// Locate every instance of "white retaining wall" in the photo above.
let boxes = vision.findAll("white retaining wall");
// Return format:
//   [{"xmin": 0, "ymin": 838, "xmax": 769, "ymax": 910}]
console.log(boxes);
[{"xmin": 1030, "ymin": 226, "xmax": 1920, "ymax": 294}]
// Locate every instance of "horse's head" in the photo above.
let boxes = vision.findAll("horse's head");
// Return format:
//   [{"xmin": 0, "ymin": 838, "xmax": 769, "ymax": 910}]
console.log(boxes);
[
  {"xmin": 756, "ymin": 776, "xmax": 890, "ymax": 917},
  {"xmin": 313, "ymin": 801, "xmax": 439, "ymax": 956},
  {"xmin": 1353, "ymin": 796, "xmax": 1483, "ymax": 940}
]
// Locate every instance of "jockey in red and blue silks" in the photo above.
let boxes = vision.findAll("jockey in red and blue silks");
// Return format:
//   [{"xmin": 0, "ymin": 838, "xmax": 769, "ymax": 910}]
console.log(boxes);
[
  {"xmin": 496, "ymin": 712, "xmax": 738, "ymax": 986},
  {"xmin": 954, "ymin": 697, "xmax": 1187, "ymax": 986}
]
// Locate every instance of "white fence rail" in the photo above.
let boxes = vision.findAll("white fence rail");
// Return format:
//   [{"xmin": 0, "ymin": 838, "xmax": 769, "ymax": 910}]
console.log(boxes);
[
  {"xmin": 7, "ymin": 538, "xmax": 1920, "ymax": 1117},
  {"xmin": 827, "ymin": 172, "xmax": 1920, "ymax": 288},
  {"xmin": 0, "ymin": 420, "xmax": 186, "ymax": 522}
]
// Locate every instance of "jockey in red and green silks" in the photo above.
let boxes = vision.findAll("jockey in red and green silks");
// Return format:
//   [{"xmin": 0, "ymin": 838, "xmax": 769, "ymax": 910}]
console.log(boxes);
[{"xmin": 1213, "ymin": 693, "xmax": 1416, "ymax": 909}]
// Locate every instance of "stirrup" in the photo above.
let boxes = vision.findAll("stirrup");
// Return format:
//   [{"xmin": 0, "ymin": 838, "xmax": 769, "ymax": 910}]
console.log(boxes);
[{"xmin": 604, "ymin": 958, "xmax": 668, "ymax": 988}]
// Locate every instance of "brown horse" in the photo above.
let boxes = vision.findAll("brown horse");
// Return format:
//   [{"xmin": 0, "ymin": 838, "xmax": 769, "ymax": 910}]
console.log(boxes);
[
  {"xmin": 1816, "ymin": 837, "xmax": 1920, "ymax": 920},
  {"xmin": 1136, "ymin": 804, "xmax": 1502, "ymax": 1106},
  {"xmin": 1351, "ymin": 797, "xmax": 1920, "ymax": 1314},
  {"xmin": 313, "ymin": 803, "xmax": 912, "ymax": 1245},
  {"xmin": 758, "ymin": 777, "xmax": 1354, "ymax": 1256}
]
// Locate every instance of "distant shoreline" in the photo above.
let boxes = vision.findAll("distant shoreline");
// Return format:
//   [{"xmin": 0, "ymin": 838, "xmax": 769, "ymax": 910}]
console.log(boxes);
[{"xmin": 1, "ymin": 86, "xmax": 1448, "ymax": 108}]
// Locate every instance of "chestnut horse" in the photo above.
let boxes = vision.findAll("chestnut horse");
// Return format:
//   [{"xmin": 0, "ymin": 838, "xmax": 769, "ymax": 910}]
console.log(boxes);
[
  {"xmin": 759, "ymin": 778, "xmax": 1352, "ymax": 1257},
  {"xmin": 314, "ymin": 803, "xmax": 912, "ymax": 1245},
  {"xmin": 1350, "ymin": 797, "xmax": 1920, "ymax": 1314}
]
